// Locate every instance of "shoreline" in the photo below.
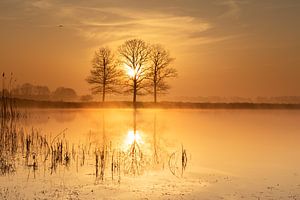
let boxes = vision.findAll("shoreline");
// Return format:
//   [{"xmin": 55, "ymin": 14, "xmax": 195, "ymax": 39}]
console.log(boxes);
[{"xmin": 2, "ymin": 98, "xmax": 300, "ymax": 110}]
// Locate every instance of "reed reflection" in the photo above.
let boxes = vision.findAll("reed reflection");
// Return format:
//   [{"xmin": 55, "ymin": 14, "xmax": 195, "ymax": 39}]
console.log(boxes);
[{"xmin": 0, "ymin": 107, "xmax": 188, "ymax": 185}]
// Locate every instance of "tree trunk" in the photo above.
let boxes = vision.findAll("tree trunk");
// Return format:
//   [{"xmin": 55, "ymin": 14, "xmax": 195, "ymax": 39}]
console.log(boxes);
[
  {"xmin": 133, "ymin": 78, "xmax": 137, "ymax": 104},
  {"xmin": 154, "ymin": 84, "xmax": 157, "ymax": 103},
  {"xmin": 102, "ymin": 59, "xmax": 106, "ymax": 102},
  {"xmin": 102, "ymin": 87, "xmax": 105, "ymax": 102},
  {"xmin": 154, "ymin": 65, "xmax": 157, "ymax": 103}
]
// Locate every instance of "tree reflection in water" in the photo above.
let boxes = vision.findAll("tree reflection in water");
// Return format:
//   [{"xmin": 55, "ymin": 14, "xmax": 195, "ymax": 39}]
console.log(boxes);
[{"xmin": 0, "ymin": 108, "xmax": 188, "ymax": 183}]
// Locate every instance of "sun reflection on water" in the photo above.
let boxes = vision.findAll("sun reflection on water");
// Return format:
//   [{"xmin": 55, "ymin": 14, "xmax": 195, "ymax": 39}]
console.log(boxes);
[{"xmin": 123, "ymin": 130, "xmax": 144, "ymax": 148}]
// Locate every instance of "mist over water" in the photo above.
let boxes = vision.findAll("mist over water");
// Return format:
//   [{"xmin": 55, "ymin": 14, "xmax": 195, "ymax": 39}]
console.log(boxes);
[
  {"xmin": 21, "ymin": 109, "xmax": 300, "ymax": 176},
  {"xmin": 1, "ymin": 108, "xmax": 300, "ymax": 199}
]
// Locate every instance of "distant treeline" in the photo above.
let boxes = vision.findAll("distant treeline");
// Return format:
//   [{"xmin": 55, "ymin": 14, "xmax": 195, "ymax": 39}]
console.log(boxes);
[
  {"xmin": 6, "ymin": 83, "xmax": 92, "ymax": 102},
  {"xmin": 2, "ymin": 98, "xmax": 300, "ymax": 109},
  {"xmin": 174, "ymin": 96, "xmax": 300, "ymax": 104},
  {"xmin": 5, "ymin": 83, "xmax": 300, "ymax": 105}
]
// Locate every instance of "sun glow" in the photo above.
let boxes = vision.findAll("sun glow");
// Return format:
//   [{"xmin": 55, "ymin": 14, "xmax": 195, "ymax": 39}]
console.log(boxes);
[
  {"xmin": 124, "ymin": 64, "xmax": 144, "ymax": 78},
  {"xmin": 124, "ymin": 130, "xmax": 143, "ymax": 147},
  {"xmin": 124, "ymin": 64, "xmax": 135, "ymax": 78}
]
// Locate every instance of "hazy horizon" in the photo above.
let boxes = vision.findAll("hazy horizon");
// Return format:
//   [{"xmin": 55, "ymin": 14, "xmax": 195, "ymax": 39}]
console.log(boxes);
[
  {"xmin": 1, "ymin": 2, "xmax": 300, "ymax": 198},
  {"xmin": 1, "ymin": 0, "xmax": 300, "ymax": 99}
]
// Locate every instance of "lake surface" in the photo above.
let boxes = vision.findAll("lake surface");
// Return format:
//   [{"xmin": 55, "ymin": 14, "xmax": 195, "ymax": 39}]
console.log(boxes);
[
  {"xmin": 25, "ymin": 109, "xmax": 300, "ymax": 168},
  {"xmin": 1, "ymin": 108, "xmax": 300, "ymax": 199}
]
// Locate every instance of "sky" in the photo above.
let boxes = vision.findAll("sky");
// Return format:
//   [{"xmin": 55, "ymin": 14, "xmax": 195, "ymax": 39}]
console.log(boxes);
[{"xmin": 0, "ymin": 0, "xmax": 300, "ymax": 99}]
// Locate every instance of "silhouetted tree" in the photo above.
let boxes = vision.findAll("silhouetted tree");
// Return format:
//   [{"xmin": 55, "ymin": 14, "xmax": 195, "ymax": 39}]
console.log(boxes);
[
  {"xmin": 12, "ymin": 83, "xmax": 50, "ymax": 100},
  {"xmin": 147, "ymin": 45, "xmax": 177, "ymax": 103},
  {"xmin": 86, "ymin": 47, "xmax": 123, "ymax": 102},
  {"xmin": 35, "ymin": 86, "xmax": 50, "ymax": 97},
  {"xmin": 19, "ymin": 83, "xmax": 34, "ymax": 98},
  {"xmin": 52, "ymin": 87, "xmax": 77, "ymax": 101},
  {"xmin": 119, "ymin": 39, "xmax": 150, "ymax": 103}
]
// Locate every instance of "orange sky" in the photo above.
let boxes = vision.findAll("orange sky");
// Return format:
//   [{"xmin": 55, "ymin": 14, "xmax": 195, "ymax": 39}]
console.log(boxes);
[{"xmin": 0, "ymin": 0, "xmax": 299, "ymax": 99}]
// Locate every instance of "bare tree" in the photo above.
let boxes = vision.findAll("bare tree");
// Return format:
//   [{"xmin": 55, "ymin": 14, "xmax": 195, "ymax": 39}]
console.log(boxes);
[
  {"xmin": 147, "ymin": 45, "xmax": 177, "ymax": 103},
  {"xmin": 86, "ymin": 47, "xmax": 123, "ymax": 102},
  {"xmin": 118, "ymin": 39, "xmax": 150, "ymax": 103}
]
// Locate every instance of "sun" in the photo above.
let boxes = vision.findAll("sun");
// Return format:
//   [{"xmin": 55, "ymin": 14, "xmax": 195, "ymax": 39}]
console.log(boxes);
[
  {"xmin": 124, "ymin": 64, "xmax": 136, "ymax": 78},
  {"xmin": 124, "ymin": 64, "xmax": 145, "ymax": 78}
]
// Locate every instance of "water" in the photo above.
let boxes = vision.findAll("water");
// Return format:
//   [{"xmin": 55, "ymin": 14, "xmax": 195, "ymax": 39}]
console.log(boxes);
[
  {"xmin": 21, "ymin": 109, "xmax": 300, "ymax": 174},
  {"xmin": 1, "ymin": 108, "xmax": 300, "ymax": 199}
]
